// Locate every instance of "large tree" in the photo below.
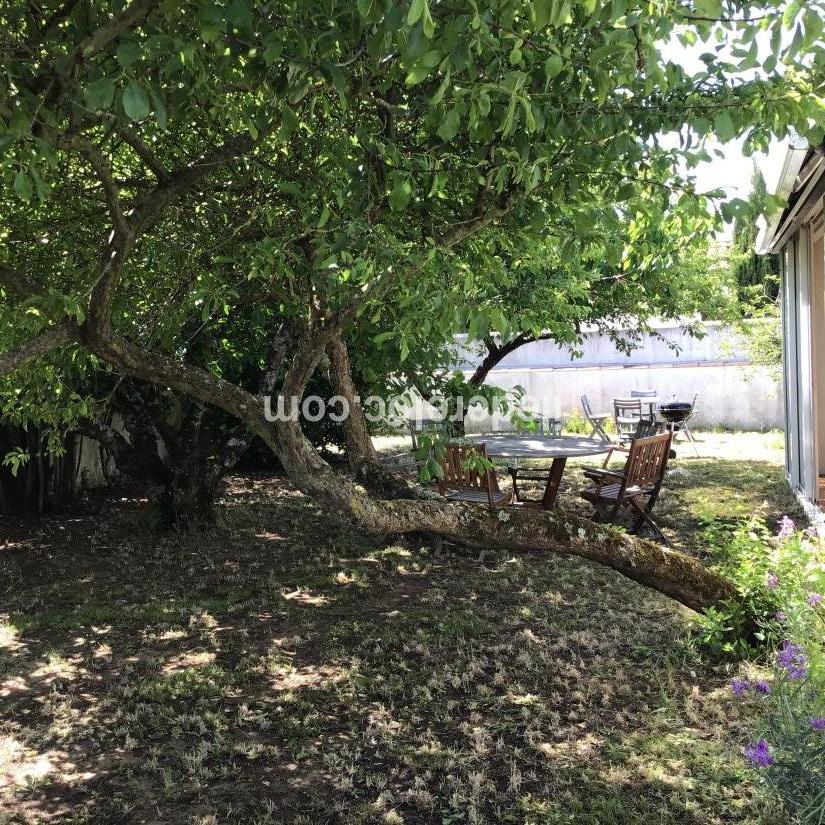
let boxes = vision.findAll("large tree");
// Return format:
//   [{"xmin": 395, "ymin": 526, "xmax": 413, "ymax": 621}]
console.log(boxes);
[{"xmin": 2, "ymin": 0, "xmax": 825, "ymax": 609}]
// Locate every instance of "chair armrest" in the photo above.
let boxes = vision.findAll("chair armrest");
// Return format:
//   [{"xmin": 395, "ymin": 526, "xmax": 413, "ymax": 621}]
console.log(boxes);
[{"xmin": 583, "ymin": 467, "xmax": 625, "ymax": 483}]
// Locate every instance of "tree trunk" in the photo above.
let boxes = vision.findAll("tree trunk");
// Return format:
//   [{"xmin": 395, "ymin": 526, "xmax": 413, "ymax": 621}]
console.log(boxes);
[
  {"xmin": 450, "ymin": 333, "xmax": 534, "ymax": 435},
  {"xmin": 326, "ymin": 331, "xmax": 377, "ymax": 472},
  {"xmin": 55, "ymin": 322, "xmax": 737, "ymax": 612}
]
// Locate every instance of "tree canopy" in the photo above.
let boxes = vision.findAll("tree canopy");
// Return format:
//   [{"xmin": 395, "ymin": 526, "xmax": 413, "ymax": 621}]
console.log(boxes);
[{"xmin": 2, "ymin": 0, "xmax": 825, "ymax": 603}]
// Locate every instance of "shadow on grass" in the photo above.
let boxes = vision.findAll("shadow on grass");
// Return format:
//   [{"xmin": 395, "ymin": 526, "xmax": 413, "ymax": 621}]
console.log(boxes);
[{"xmin": 1, "ymin": 473, "xmax": 792, "ymax": 824}]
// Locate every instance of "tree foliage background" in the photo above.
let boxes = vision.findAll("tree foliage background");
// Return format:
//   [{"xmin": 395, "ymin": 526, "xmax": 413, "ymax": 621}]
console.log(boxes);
[{"xmin": 0, "ymin": 0, "xmax": 824, "ymax": 529}]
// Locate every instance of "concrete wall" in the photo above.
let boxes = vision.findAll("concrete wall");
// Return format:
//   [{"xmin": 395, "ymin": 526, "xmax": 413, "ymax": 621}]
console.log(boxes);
[{"xmin": 452, "ymin": 321, "xmax": 783, "ymax": 432}]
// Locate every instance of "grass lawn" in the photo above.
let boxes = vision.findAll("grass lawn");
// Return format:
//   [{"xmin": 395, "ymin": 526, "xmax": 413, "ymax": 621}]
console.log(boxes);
[{"xmin": 0, "ymin": 432, "xmax": 803, "ymax": 824}]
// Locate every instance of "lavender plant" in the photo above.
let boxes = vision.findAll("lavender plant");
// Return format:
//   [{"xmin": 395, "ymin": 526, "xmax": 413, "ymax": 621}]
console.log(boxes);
[{"xmin": 709, "ymin": 519, "xmax": 825, "ymax": 823}]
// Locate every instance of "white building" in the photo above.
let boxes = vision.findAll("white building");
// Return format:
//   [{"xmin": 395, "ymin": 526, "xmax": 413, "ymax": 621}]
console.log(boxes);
[{"xmin": 757, "ymin": 136, "xmax": 825, "ymax": 509}]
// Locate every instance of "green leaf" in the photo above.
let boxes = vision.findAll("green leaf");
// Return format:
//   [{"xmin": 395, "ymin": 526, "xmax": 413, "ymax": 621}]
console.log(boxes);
[
  {"xmin": 30, "ymin": 166, "xmax": 51, "ymax": 199},
  {"xmin": 263, "ymin": 33, "xmax": 283, "ymax": 65},
  {"xmin": 544, "ymin": 54, "xmax": 563, "ymax": 79},
  {"xmin": 437, "ymin": 108, "xmax": 461, "ymax": 142},
  {"xmin": 534, "ymin": 0, "xmax": 553, "ymax": 27},
  {"xmin": 422, "ymin": 3, "xmax": 435, "ymax": 38},
  {"xmin": 116, "ymin": 41, "xmax": 141, "ymax": 68},
  {"xmin": 477, "ymin": 90, "xmax": 491, "ymax": 116},
  {"xmin": 122, "ymin": 82, "xmax": 151, "ymax": 122},
  {"xmin": 14, "ymin": 170, "xmax": 33, "ymax": 202},
  {"xmin": 84, "ymin": 77, "xmax": 116, "ymax": 111},
  {"xmin": 227, "ymin": 0, "xmax": 252, "ymax": 29},
  {"xmin": 695, "ymin": 0, "xmax": 722, "ymax": 17},
  {"xmin": 407, "ymin": 0, "xmax": 425, "ymax": 25},
  {"xmin": 405, "ymin": 49, "xmax": 441, "ymax": 86},
  {"xmin": 317, "ymin": 204, "xmax": 331, "ymax": 227},
  {"xmin": 430, "ymin": 70, "xmax": 451, "ymax": 105},
  {"xmin": 357, "ymin": 0, "xmax": 381, "ymax": 21},
  {"xmin": 783, "ymin": 0, "xmax": 802, "ymax": 28},
  {"xmin": 714, "ymin": 110, "xmax": 736, "ymax": 142},
  {"xmin": 149, "ymin": 87, "xmax": 168, "ymax": 130},
  {"xmin": 389, "ymin": 176, "xmax": 413, "ymax": 211}
]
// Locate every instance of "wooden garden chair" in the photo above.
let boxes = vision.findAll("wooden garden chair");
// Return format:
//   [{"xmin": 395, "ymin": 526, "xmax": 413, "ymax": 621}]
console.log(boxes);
[
  {"xmin": 580, "ymin": 431, "xmax": 673, "ymax": 543},
  {"xmin": 580, "ymin": 394, "xmax": 611, "ymax": 442},
  {"xmin": 613, "ymin": 398, "xmax": 645, "ymax": 440},
  {"xmin": 436, "ymin": 443, "xmax": 512, "ymax": 510},
  {"xmin": 595, "ymin": 418, "xmax": 668, "ymax": 470}
]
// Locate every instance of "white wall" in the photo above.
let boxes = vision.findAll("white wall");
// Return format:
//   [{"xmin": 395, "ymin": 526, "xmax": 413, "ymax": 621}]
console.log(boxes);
[{"xmin": 453, "ymin": 321, "xmax": 783, "ymax": 431}]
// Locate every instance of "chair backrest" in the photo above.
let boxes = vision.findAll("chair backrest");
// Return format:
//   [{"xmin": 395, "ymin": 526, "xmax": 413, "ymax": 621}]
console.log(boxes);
[
  {"xmin": 622, "ymin": 432, "xmax": 672, "ymax": 490},
  {"xmin": 437, "ymin": 443, "xmax": 499, "ymax": 495},
  {"xmin": 630, "ymin": 390, "xmax": 657, "ymax": 398},
  {"xmin": 632, "ymin": 419, "xmax": 666, "ymax": 439},
  {"xmin": 614, "ymin": 398, "xmax": 643, "ymax": 419},
  {"xmin": 581, "ymin": 394, "xmax": 594, "ymax": 417}
]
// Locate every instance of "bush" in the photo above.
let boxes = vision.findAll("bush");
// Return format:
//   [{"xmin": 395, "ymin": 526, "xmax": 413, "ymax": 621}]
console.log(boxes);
[
  {"xmin": 701, "ymin": 517, "xmax": 825, "ymax": 822},
  {"xmin": 563, "ymin": 409, "xmax": 616, "ymax": 436}
]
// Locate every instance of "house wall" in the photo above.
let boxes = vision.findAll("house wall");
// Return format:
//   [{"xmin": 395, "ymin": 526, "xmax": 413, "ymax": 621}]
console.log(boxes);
[
  {"xmin": 451, "ymin": 322, "xmax": 783, "ymax": 431},
  {"xmin": 781, "ymin": 226, "xmax": 820, "ymax": 503},
  {"xmin": 812, "ymin": 229, "xmax": 825, "ymax": 481}
]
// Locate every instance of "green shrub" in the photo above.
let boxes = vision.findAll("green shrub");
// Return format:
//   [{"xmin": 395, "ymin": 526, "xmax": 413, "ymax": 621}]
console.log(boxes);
[
  {"xmin": 702, "ymin": 517, "xmax": 825, "ymax": 822},
  {"xmin": 563, "ymin": 409, "xmax": 616, "ymax": 436}
]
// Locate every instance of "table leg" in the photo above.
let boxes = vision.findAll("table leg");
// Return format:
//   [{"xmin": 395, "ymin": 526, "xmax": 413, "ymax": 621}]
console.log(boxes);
[{"xmin": 540, "ymin": 457, "xmax": 567, "ymax": 509}]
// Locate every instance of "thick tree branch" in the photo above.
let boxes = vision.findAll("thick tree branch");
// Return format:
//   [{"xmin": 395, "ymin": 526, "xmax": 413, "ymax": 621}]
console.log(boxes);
[
  {"xmin": 327, "ymin": 330, "xmax": 377, "ymax": 471},
  {"xmin": 73, "ymin": 419, "xmax": 130, "ymax": 455},
  {"xmin": 76, "ymin": 139, "xmax": 131, "ymax": 240},
  {"xmin": 130, "ymin": 131, "xmax": 261, "ymax": 235},
  {"xmin": 468, "ymin": 330, "xmax": 566, "ymax": 387},
  {"xmin": 86, "ymin": 130, "xmax": 267, "ymax": 339},
  {"xmin": 118, "ymin": 129, "xmax": 169, "ymax": 181},
  {"xmin": 0, "ymin": 322, "xmax": 77, "ymax": 375},
  {"xmin": 79, "ymin": 0, "xmax": 161, "ymax": 56}
]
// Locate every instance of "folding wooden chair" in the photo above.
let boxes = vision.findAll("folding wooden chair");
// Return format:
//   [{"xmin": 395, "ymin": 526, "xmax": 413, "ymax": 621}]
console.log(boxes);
[
  {"xmin": 580, "ymin": 431, "xmax": 673, "ymax": 543},
  {"xmin": 613, "ymin": 398, "xmax": 645, "ymax": 441},
  {"xmin": 591, "ymin": 418, "xmax": 668, "ymax": 471},
  {"xmin": 580, "ymin": 395, "xmax": 611, "ymax": 442},
  {"xmin": 630, "ymin": 389, "xmax": 658, "ymax": 420},
  {"xmin": 436, "ymin": 443, "xmax": 512, "ymax": 510}
]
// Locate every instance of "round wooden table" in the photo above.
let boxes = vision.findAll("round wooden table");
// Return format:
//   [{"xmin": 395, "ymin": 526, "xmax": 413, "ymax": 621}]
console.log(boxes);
[{"xmin": 464, "ymin": 434, "xmax": 612, "ymax": 508}]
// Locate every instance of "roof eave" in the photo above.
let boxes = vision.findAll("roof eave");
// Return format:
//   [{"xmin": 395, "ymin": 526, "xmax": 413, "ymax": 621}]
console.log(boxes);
[{"xmin": 756, "ymin": 137, "xmax": 810, "ymax": 255}]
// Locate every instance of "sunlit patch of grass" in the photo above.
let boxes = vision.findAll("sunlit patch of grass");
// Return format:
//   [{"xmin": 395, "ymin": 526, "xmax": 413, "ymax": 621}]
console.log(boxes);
[
  {"xmin": 0, "ymin": 736, "xmax": 57, "ymax": 791},
  {"xmin": 137, "ymin": 664, "xmax": 236, "ymax": 701},
  {"xmin": 0, "ymin": 618, "xmax": 21, "ymax": 651}
]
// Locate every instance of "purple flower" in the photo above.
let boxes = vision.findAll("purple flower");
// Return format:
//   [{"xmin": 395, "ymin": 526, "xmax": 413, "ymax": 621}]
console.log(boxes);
[
  {"xmin": 743, "ymin": 739, "xmax": 774, "ymax": 767},
  {"xmin": 804, "ymin": 525, "xmax": 819, "ymax": 539},
  {"xmin": 775, "ymin": 610, "xmax": 786, "ymax": 622},
  {"xmin": 777, "ymin": 515, "xmax": 796, "ymax": 539},
  {"xmin": 810, "ymin": 718, "xmax": 825, "ymax": 731},
  {"xmin": 731, "ymin": 678, "xmax": 750, "ymax": 696},
  {"xmin": 807, "ymin": 592, "xmax": 823, "ymax": 607},
  {"xmin": 765, "ymin": 572, "xmax": 779, "ymax": 590},
  {"xmin": 776, "ymin": 641, "xmax": 808, "ymax": 680},
  {"xmin": 754, "ymin": 680, "xmax": 771, "ymax": 694}
]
